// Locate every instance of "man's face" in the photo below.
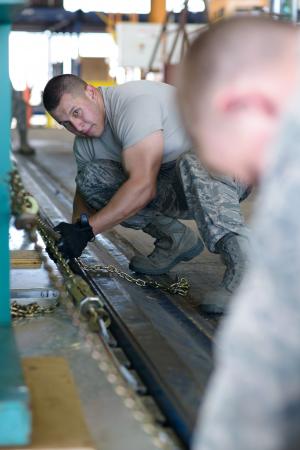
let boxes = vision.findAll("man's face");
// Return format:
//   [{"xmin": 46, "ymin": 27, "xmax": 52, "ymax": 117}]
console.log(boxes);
[{"xmin": 51, "ymin": 86, "xmax": 104, "ymax": 138}]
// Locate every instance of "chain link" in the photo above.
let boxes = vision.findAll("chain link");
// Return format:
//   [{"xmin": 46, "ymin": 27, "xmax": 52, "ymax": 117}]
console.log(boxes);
[
  {"xmin": 11, "ymin": 301, "xmax": 57, "ymax": 319},
  {"xmin": 10, "ymin": 168, "xmax": 61, "ymax": 319},
  {"xmin": 80, "ymin": 262, "xmax": 190, "ymax": 297},
  {"xmin": 10, "ymin": 168, "xmax": 105, "ymax": 325}
]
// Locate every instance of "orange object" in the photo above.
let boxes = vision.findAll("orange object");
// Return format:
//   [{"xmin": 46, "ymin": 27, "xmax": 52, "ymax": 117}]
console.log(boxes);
[
  {"xmin": 149, "ymin": 0, "xmax": 166, "ymax": 23},
  {"xmin": 23, "ymin": 86, "xmax": 32, "ymax": 128},
  {"xmin": 208, "ymin": 0, "xmax": 268, "ymax": 21}
]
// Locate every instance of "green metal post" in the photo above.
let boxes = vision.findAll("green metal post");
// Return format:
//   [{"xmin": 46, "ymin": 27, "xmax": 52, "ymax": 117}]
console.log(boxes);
[
  {"xmin": 0, "ymin": 22, "xmax": 11, "ymax": 326},
  {"xmin": 0, "ymin": 1, "xmax": 31, "ymax": 446}
]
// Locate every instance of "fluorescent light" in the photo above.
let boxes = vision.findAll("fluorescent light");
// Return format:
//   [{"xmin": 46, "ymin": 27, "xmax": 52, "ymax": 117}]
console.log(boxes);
[
  {"xmin": 64, "ymin": 0, "xmax": 150, "ymax": 14},
  {"xmin": 167, "ymin": 0, "xmax": 205, "ymax": 13},
  {"xmin": 78, "ymin": 33, "xmax": 117, "ymax": 58},
  {"xmin": 9, "ymin": 32, "xmax": 49, "ymax": 92},
  {"xmin": 64, "ymin": 0, "xmax": 205, "ymax": 14}
]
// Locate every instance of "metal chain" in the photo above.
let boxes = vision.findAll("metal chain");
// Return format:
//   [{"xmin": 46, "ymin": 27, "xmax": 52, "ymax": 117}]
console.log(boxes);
[
  {"xmin": 10, "ymin": 168, "xmax": 106, "ymax": 326},
  {"xmin": 10, "ymin": 168, "xmax": 61, "ymax": 319},
  {"xmin": 10, "ymin": 164, "xmax": 182, "ymax": 449},
  {"xmin": 11, "ymin": 301, "xmax": 58, "ymax": 319},
  {"xmin": 10, "ymin": 168, "xmax": 109, "ymax": 324},
  {"xmin": 11, "ymin": 166, "xmax": 189, "ymax": 298},
  {"xmin": 80, "ymin": 262, "xmax": 190, "ymax": 297}
]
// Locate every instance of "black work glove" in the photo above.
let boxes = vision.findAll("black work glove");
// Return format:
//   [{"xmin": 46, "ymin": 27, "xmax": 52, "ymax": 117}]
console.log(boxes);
[{"xmin": 53, "ymin": 214, "xmax": 94, "ymax": 260}]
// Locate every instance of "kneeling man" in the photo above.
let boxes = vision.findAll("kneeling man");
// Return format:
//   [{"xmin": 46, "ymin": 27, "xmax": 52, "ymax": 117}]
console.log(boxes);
[{"xmin": 43, "ymin": 75, "xmax": 250, "ymax": 312}]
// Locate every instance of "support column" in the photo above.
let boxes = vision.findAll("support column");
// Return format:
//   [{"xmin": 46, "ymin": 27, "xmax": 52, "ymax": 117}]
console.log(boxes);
[
  {"xmin": 0, "ymin": 22, "xmax": 11, "ymax": 326},
  {"xmin": 149, "ymin": 0, "xmax": 166, "ymax": 23},
  {"xmin": 270, "ymin": 0, "xmax": 298, "ymax": 21},
  {"xmin": 0, "ymin": 1, "xmax": 31, "ymax": 446}
]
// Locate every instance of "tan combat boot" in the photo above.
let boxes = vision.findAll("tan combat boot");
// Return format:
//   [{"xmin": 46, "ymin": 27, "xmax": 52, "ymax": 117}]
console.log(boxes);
[
  {"xmin": 129, "ymin": 216, "xmax": 204, "ymax": 275},
  {"xmin": 200, "ymin": 233, "xmax": 249, "ymax": 314}
]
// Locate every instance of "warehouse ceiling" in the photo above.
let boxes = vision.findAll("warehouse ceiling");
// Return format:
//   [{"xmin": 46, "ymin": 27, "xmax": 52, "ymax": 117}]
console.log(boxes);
[{"xmin": 12, "ymin": 0, "xmax": 206, "ymax": 32}]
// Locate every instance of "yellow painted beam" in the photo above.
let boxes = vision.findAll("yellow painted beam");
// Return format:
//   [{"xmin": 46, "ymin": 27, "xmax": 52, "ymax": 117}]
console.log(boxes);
[{"xmin": 149, "ymin": 0, "xmax": 166, "ymax": 23}]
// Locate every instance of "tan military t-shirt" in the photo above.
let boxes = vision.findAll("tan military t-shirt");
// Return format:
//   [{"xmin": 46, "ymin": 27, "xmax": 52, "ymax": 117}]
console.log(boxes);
[{"xmin": 73, "ymin": 80, "xmax": 192, "ymax": 172}]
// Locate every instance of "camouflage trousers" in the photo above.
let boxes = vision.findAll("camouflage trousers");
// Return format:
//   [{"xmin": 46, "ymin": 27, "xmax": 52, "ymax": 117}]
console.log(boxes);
[{"xmin": 76, "ymin": 151, "xmax": 250, "ymax": 252}]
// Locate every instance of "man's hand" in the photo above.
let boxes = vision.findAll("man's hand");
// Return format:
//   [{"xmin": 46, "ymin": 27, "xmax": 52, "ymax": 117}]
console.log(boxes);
[{"xmin": 54, "ymin": 214, "xmax": 94, "ymax": 259}]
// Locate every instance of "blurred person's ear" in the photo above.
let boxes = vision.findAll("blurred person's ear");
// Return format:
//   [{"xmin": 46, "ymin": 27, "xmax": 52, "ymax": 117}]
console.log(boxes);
[{"xmin": 216, "ymin": 89, "xmax": 277, "ymax": 118}]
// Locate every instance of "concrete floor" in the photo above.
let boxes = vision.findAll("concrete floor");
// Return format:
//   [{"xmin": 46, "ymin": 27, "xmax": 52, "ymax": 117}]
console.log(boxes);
[{"xmin": 13, "ymin": 312, "xmax": 161, "ymax": 450}]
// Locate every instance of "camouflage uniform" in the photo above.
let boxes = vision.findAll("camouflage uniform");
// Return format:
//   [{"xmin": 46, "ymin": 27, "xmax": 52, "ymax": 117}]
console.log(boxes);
[
  {"xmin": 76, "ymin": 150, "xmax": 250, "ymax": 252},
  {"xmin": 192, "ymin": 98, "xmax": 300, "ymax": 450}
]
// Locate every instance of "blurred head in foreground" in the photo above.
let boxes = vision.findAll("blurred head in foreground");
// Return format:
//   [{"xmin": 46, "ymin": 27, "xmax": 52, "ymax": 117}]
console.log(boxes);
[{"xmin": 179, "ymin": 17, "xmax": 298, "ymax": 184}]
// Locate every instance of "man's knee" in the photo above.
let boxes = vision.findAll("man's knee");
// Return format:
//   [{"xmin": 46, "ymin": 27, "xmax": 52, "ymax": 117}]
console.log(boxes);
[
  {"xmin": 177, "ymin": 150, "xmax": 198, "ymax": 174},
  {"xmin": 76, "ymin": 159, "xmax": 126, "ymax": 209},
  {"xmin": 177, "ymin": 150, "xmax": 250, "ymax": 200},
  {"xmin": 176, "ymin": 150, "xmax": 210, "ymax": 187},
  {"xmin": 77, "ymin": 159, "xmax": 125, "ymax": 187},
  {"xmin": 76, "ymin": 159, "xmax": 126, "ymax": 194}
]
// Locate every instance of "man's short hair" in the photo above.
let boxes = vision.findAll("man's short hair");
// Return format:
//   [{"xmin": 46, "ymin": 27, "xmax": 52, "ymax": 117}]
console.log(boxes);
[
  {"xmin": 43, "ymin": 74, "xmax": 87, "ymax": 112},
  {"xmin": 179, "ymin": 16, "xmax": 295, "ymax": 119}
]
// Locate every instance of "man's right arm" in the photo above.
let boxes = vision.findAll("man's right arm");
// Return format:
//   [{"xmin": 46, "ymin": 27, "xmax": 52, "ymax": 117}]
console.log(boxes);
[
  {"xmin": 72, "ymin": 188, "xmax": 96, "ymax": 223},
  {"xmin": 72, "ymin": 137, "xmax": 97, "ymax": 223}
]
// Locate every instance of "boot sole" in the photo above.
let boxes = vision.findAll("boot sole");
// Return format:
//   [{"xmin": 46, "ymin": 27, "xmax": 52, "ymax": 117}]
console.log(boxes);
[
  {"xmin": 198, "ymin": 303, "xmax": 226, "ymax": 314},
  {"xmin": 199, "ymin": 290, "xmax": 231, "ymax": 314},
  {"xmin": 129, "ymin": 239, "xmax": 204, "ymax": 275}
]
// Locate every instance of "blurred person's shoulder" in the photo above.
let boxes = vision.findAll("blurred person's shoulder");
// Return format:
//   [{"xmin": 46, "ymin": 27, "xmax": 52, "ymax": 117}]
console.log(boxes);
[
  {"xmin": 265, "ymin": 91, "xmax": 300, "ymax": 185},
  {"xmin": 249, "ymin": 91, "xmax": 300, "ymax": 272}
]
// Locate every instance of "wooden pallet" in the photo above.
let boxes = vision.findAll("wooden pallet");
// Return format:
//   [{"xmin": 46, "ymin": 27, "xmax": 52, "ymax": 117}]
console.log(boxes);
[
  {"xmin": 10, "ymin": 357, "xmax": 95, "ymax": 450},
  {"xmin": 10, "ymin": 250, "xmax": 42, "ymax": 269}
]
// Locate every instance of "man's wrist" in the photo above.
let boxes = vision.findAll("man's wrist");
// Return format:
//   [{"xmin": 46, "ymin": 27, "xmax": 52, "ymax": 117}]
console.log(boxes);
[
  {"xmin": 87, "ymin": 214, "xmax": 99, "ymax": 235},
  {"xmin": 79, "ymin": 213, "xmax": 89, "ymax": 227},
  {"xmin": 78, "ymin": 213, "xmax": 95, "ymax": 241}
]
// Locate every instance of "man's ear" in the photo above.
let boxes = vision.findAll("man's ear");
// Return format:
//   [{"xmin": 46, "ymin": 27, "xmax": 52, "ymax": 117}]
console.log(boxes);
[
  {"xmin": 217, "ymin": 89, "xmax": 276, "ymax": 116},
  {"xmin": 85, "ymin": 84, "xmax": 96, "ymax": 100}
]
